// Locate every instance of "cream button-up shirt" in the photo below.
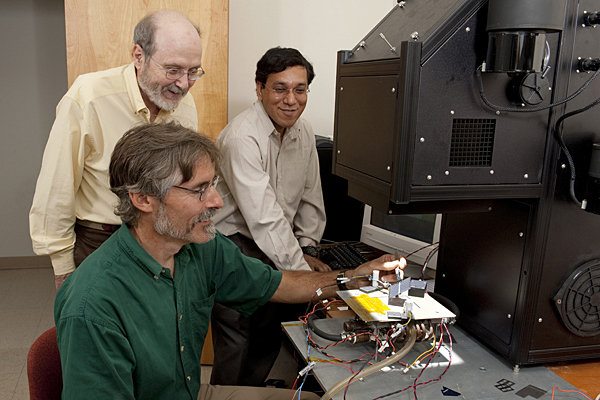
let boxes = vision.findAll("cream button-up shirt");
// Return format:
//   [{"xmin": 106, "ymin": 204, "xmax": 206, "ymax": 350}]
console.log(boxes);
[
  {"xmin": 214, "ymin": 101, "xmax": 326, "ymax": 271},
  {"xmin": 29, "ymin": 63, "xmax": 198, "ymax": 275}
]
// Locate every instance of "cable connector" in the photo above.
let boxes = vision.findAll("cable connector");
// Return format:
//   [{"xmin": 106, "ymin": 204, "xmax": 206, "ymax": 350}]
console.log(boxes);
[{"xmin": 298, "ymin": 361, "xmax": 316, "ymax": 377}]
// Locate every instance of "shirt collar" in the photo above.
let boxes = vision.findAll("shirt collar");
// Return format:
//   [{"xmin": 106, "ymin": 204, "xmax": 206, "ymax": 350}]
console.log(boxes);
[
  {"xmin": 115, "ymin": 224, "xmax": 191, "ymax": 279},
  {"xmin": 254, "ymin": 100, "xmax": 301, "ymax": 141}
]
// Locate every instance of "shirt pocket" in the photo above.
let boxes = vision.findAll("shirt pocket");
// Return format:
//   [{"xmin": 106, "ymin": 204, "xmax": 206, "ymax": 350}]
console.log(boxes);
[
  {"xmin": 281, "ymin": 160, "xmax": 308, "ymax": 204},
  {"xmin": 189, "ymin": 293, "xmax": 215, "ymax": 351}
]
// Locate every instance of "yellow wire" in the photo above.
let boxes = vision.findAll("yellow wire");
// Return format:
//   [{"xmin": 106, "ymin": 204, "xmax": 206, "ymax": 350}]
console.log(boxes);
[{"xmin": 405, "ymin": 329, "xmax": 436, "ymax": 371}]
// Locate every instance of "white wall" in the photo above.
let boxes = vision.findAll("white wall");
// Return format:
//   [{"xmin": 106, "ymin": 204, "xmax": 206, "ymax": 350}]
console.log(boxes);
[
  {"xmin": 228, "ymin": 1, "xmax": 397, "ymax": 137},
  {"xmin": 0, "ymin": 0, "xmax": 67, "ymax": 259}
]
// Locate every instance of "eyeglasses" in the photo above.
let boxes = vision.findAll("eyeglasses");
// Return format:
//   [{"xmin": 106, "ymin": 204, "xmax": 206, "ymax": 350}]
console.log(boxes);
[
  {"xmin": 173, "ymin": 176, "xmax": 219, "ymax": 202},
  {"xmin": 263, "ymin": 85, "xmax": 310, "ymax": 98},
  {"xmin": 150, "ymin": 57, "xmax": 205, "ymax": 81}
]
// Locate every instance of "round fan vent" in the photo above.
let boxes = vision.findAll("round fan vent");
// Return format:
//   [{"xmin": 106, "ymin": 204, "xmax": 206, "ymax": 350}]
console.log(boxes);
[{"xmin": 553, "ymin": 259, "xmax": 600, "ymax": 337}]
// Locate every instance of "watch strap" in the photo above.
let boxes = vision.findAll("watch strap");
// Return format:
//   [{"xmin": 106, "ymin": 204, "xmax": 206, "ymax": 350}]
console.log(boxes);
[{"xmin": 337, "ymin": 269, "xmax": 349, "ymax": 291}]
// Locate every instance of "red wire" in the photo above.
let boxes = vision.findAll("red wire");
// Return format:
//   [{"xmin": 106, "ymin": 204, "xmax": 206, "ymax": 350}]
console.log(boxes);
[
  {"xmin": 551, "ymin": 386, "xmax": 594, "ymax": 400},
  {"xmin": 290, "ymin": 376, "xmax": 300, "ymax": 400}
]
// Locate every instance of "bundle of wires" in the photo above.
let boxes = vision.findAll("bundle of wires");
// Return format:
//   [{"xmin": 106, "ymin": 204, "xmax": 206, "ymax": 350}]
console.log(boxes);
[
  {"xmin": 318, "ymin": 323, "xmax": 417, "ymax": 400},
  {"xmin": 372, "ymin": 321, "xmax": 452, "ymax": 400},
  {"xmin": 295, "ymin": 265, "xmax": 453, "ymax": 399}
]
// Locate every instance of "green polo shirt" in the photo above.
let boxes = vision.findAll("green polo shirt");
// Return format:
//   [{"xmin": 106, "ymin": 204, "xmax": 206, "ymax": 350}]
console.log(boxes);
[{"xmin": 55, "ymin": 225, "xmax": 282, "ymax": 400}]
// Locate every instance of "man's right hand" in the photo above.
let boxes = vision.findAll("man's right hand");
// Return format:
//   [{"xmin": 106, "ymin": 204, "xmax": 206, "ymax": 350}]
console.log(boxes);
[{"xmin": 55, "ymin": 272, "xmax": 72, "ymax": 290}]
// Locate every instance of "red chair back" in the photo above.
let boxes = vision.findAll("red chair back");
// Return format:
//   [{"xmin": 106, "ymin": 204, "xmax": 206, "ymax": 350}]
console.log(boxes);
[{"xmin": 27, "ymin": 327, "xmax": 62, "ymax": 400}]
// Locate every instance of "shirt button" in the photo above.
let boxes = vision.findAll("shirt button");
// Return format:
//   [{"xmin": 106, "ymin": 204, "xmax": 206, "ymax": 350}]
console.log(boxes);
[
  {"xmin": 187, "ymin": 376, "xmax": 191, "ymax": 381},
  {"xmin": 180, "ymin": 346, "xmax": 184, "ymax": 352},
  {"xmin": 179, "ymin": 314, "xmax": 183, "ymax": 320},
  {"xmin": 154, "ymin": 276, "xmax": 158, "ymax": 280}
]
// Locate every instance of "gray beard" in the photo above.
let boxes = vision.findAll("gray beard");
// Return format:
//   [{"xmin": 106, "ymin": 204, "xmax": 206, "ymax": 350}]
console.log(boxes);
[
  {"xmin": 138, "ymin": 70, "xmax": 187, "ymax": 112},
  {"xmin": 154, "ymin": 204, "xmax": 217, "ymax": 243}
]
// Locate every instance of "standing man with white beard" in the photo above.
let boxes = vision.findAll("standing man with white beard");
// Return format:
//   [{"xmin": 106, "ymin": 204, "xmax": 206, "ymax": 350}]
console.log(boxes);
[{"xmin": 29, "ymin": 10, "xmax": 204, "ymax": 289}]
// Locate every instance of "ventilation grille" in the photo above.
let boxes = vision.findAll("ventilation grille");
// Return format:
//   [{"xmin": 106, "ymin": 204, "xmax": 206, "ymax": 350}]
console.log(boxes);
[
  {"xmin": 553, "ymin": 260, "xmax": 600, "ymax": 337},
  {"xmin": 449, "ymin": 119, "xmax": 496, "ymax": 167}
]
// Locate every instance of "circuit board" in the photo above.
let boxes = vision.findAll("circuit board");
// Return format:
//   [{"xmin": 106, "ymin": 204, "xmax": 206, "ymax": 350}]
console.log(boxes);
[{"xmin": 338, "ymin": 288, "xmax": 455, "ymax": 322}]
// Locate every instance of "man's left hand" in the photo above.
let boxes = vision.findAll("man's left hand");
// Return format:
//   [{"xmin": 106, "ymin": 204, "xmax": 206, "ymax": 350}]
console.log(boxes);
[{"xmin": 303, "ymin": 254, "xmax": 332, "ymax": 272}]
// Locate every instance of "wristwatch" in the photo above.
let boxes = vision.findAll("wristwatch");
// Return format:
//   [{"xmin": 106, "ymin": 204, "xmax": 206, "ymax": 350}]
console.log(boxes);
[
  {"xmin": 337, "ymin": 269, "xmax": 349, "ymax": 291},
  {"xmin": 301, "ymin": 245, "xmax": 319, "ymax": 258}
]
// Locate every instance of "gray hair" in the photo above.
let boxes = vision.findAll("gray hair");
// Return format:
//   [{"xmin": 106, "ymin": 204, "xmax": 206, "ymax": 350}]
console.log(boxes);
[{"xmin": 109, "ymin": 121, "xmax": 220, "ymax": 226}]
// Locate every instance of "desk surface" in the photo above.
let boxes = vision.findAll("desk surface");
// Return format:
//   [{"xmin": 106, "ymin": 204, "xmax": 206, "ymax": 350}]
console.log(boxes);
[{"xmin": 283, "ymin": 318, "xmax": 578, "ymax": 400}]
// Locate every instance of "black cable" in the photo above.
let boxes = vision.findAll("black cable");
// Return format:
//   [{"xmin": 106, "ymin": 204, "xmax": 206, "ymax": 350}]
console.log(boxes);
[
  {"xmin": 552, "ymin": 95, "xmax": 600, "ymax": 207},
  {"xmin": 476, "ymin": 65, "xmax": 600, "ymax": 113},
  {"xmin": 421, "ymin": 246, "xmax": 439, "ymax": 280},
  {"xmin": 343, "ymin": 351, "xmax": 378, "ymax": 400},
  {"xmin": 477, "ymin": 63, "xmax": 600, "ymax": 207}
]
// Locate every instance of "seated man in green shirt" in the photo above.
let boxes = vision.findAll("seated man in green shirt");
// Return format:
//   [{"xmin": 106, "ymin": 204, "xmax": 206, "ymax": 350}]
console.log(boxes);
[{"xmin": 54, "ymin": 121, "xmax": 405, "ymax": 400}]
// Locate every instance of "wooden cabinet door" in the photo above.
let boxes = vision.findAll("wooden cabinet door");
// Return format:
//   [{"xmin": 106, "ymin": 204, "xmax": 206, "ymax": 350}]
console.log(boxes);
[{"xmin": 64, "ymin": 0, "xmax": 228, "ymax": 140}]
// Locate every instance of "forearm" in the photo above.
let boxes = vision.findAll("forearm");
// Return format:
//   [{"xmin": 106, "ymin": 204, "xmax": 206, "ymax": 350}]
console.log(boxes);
[
  {"xmin": 270, "ymin": 270, "xmax": 341, "ymax": 303},
  {"xmin": 30, "ymin": 95, "xmax": 84, "ymax": 277},
  {"xmin": 271, "ymin": 254, "xmax": 405, "ymax": 303}
]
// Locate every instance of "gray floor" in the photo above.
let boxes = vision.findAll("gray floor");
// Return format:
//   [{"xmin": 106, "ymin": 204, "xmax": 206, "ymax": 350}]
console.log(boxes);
[
  {"xmin": 0, "ymin": 267, "xmax": 55, "ymax": 400},
  {"xmin": 0, "ymin": 267, "xmax": 300, "ymax": 400}
]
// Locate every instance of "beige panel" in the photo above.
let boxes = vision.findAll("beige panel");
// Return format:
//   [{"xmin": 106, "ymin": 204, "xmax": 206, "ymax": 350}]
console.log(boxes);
[{"xmin": 64, "ymin": 0, "xmax": 228, "ymax": 140}]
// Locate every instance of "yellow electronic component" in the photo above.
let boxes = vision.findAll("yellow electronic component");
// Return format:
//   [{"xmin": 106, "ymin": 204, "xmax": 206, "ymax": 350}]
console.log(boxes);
[{"xmin": 346, "ymin": 294, "xmax": 390, "ymax": 321}]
